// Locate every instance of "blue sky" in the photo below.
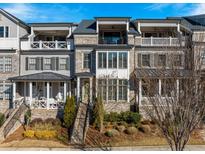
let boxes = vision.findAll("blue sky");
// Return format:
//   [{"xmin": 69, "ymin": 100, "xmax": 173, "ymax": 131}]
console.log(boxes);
[{"xmin": 0, "ymin": 3, "xmax": 204, "ymax": 23}]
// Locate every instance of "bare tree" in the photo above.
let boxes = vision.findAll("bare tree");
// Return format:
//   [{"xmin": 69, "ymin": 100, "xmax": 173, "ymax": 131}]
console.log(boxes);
[{"xmin": 131, "ymin": 33, "xmax": 205, "ymax": 151}]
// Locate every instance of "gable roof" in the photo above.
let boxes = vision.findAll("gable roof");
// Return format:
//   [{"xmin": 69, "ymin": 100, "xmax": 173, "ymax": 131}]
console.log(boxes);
[
  {"xmin": 0, "ymin": 8, "xmax": 29, "ymax": 29},
  {"xmin": 9, "ymin": 72, "xmax": 71, "ymax": 81}
]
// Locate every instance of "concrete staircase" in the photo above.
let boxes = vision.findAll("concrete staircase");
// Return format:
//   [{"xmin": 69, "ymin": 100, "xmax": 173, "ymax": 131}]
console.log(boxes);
[
  {"xmin": 71, "ymin": 101, "xmax": 90, "ymax": 145},
  {"xmin": 0, "ymin": 99, "xmax": 28, "ymax": 142}
]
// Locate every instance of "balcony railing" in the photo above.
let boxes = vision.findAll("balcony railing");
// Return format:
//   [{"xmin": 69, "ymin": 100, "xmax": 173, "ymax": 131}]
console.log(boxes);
[
  {"xmin": 141, "ymin": 37, "xmax": 185, "ymax": 46},
  {"xmin": 30, "ymin": 41, "xmax": 69, "ymax": 49},
  {"xmin": 99, "ymin": 37, "xmax": 126, "ymax": 45}
]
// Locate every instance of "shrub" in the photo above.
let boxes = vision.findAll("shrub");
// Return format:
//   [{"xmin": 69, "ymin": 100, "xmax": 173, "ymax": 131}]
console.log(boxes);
[
  {"xmin": 124, "ymin": 127, "xmax": 138, "ymax": 135},
  {"xmin": 24, "ymin": 109, "xmax": 31, "ymax": 126},
  {"xmin": 120, "ymin": 111, "xmax": 141, "ymax": 125},
  {"xmin": 63, "ymin": 96, "xmax": 76, "ymax": 129},
  {"xmin": 0, "ymin": 112, "xmax": 5, "ymax": 127},
  {"xmin": 32, "ymin": 122, "xmax": 56, "ymax": 131},
  {"xmin": 56, "ymin": 128, "xmax": 69, "ymax": 144},
  {"xmin": 35, "ymin": 130, "xmax": 56, "ymax": 139},
  {"xmin": 104, "ymin": 130, "xmax": 113, "ymax": 137},
  {"xmin": 30, "ymin": 118, "xmax": 43, "ymax": 127},
  {"xmin": 104, "ymin": 112, "xmax": 119, "ymax": 122},
  {"xmin": 116, "ymin": 125, "xmax": 126, "ymax": 132},
  {"xmin": 23, "ymin": 130, "xmax": 35, "ymax": 138},
  {"xmin": 138, "ymin": 125, "xmax": 151, "ymax": 134},
  {"xmin": 93, "ymin": 96, "xmax": 104, "ymax": 132},
  {"xmin": 44, "ymin": 118, "xmax": 61, "ymax": 126}
]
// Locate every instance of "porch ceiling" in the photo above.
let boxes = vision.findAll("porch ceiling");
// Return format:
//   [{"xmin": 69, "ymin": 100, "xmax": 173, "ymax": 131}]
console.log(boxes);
[{"xmin": 9, "ymin": 72, "xmax": 71, "ymax": 81}]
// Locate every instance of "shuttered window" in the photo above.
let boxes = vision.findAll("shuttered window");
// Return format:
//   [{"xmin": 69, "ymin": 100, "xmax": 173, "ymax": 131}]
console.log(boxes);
[
  {"xmin": 28, "ymin": 58, "xmax": 36, "ymax": 70},
  {"xmin": 59, "ymin": 58, "xmax": 67, "ymax": 70},
  {"xmin": 44, "ymin": 58, "xmax": 51, "ymax": 70}
]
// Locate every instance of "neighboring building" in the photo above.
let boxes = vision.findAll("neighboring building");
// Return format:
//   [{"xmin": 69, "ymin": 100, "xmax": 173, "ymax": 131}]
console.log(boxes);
[{"xmin": 0, "ymin": 8, "xmax": 205, "ymax": 117}]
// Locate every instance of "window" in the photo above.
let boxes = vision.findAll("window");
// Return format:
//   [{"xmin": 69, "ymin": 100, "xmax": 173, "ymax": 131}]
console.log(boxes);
[
  {"xmin": 29, "ymin": 58, "xmax": 36, "ymax": 70},
  {"xmin": 0, "ymin": 26, "xmax": 9, "ymax": 38},
  {"xmin": 142, "ymin": 54, "xmax": 150, "ymax": 67},
  {"xmin": 118, "ymin": 80, "xmax": 127, "ymax": 100},
  {"xmin": 4, "ymin": 85, "xmax": 11, "ymax": 100},
  {"xmin": 108, "ymin": 79, "xmax": 117, "ymax": 100},
  {"xmin": 161, "ymin": 79, "xmax": 175, "ymax": 97},
  {"xmin": 98, "ymin": 52, "xmax": 107, "ymax": 68},
  {"xmin": 0, "ymin": 56, "xmax": 12, "ymax": 72},
  {"xmin": 4, "ymin": 57, "xmax": 12, "ymax": 72},
  {"xmin": 119, "ymin": 52, "xmax": 128, "ymax": 68},
  {"xmin": 0, "ymin": 27, "xmax": 4, "ymax": 37},
  {"xmin": 173, "ymin": 55, "xmax": 182, "ymax": 67},
  {"xmin": 158, "ymin": 54, "xmax": 166, "ymax": 67},
  {"xmin": 98, "ymin": 79, "xmax": 107, "ymax": 100},
  {"xmin": 108, "ymin": 52, "xmax": 117, "ymax": 68},
  {"xmin": 44, "ymin": 58, "xmax": 51, "ymax": 70},
  {"xmin": 142, "ymin": 79, "xmax": 158, "ymax": 97},
  {"xmin": 59, "ymin": 58, "xmax": 67, "ymax": 70},
  {"xmin": 83, "ymin": 53, "xmax": 90, "ymax": 69},
  {"xmin": 0, "ymin": 84, "xmax": 3, "ymax": 100}
]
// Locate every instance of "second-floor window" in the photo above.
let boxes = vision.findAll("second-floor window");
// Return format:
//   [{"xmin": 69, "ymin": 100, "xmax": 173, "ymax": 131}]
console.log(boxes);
[
  {"xmin": 0, "ymin": 56, "xmax": 12, "ymax": 72},
  {"xmin": 108, "ymin": 52, "xmax": 117, "ymax": 68},
  {"xmin": 29, "ymin": 58, "xmax": 36, "ymax": 70},
  {"xmin": 59, "ymin": 58, "xmax": 68, "ymax": 70},
  {"xmin": 142, "ymin": 54, "xmax": 150, "ymax": 67},
  {"xmin": 0, "ymin": 26, "xmax": 9, "ymax": 38},
  {"xmin": 98, "ymin": 52, "xmax": 107, "ymax": 68},
  {"xmin": 83, "ymin": 53, "xmax": 91, "ymax": 69},
  {"xmin": 119, "ymin": 52, "xmax": 128, "ymax": 68},
  {"xmin": 44, "ymin": 58, "xmax": 51, "ymax": 70},
  {"xmin": 173, "ymin": 55, "xmax": 182, "ymax": 67},
  {"xmin": 158, "ymin": 54, "xmax": 166, "ymax": 67}
]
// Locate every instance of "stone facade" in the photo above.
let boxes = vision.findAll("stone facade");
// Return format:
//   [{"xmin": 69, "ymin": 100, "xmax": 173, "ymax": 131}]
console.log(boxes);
[
  {"xmin": 74, "ymin": 35, "xmax": 98, "ymax": 45},
  {"xmin": 31, "ymin": 109, "xmax": 64, "ymax": 120}
]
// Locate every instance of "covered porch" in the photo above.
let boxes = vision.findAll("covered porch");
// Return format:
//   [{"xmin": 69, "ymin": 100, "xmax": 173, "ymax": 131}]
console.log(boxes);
[{"xmin": 10, "ymin": 72, "xmax": 72, "ymax": 109}]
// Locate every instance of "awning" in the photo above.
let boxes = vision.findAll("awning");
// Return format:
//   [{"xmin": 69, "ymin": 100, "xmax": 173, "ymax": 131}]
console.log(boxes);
[{"xmin": 9, "ymin": 72, "xmax": 71, "ymax": 81}]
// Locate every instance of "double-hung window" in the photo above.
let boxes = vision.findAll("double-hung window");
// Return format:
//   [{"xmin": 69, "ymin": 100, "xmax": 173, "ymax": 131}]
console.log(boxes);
[
  {"xmin": 29, "ymin": 58, "xmax": 36, "ymax": 70},
  {"xmin": 4, "ymin": 85, "xmax": 11, "ymax": 100},
  {"xmin": 118, "ymin": 80, "xmax": 128, "ymax": 100},
  {"xmin": 44, "ymin": 58, "xmax": 51, "ymax": 70},
  {"xmin": 59, "ymin": 58, "xmax": 67, "ymax": 70},
  {"xmin": 83, "ymin": 53, "xmax": 90, "ymax": 69},
  {"xmin": 142, "ymin": 54, "xmax": 150, "ymax": 67},
  {"xmin": 0, "ymin": 56, "xmax": 12, "ymax": 72},
  {"xmin": 0, "ymin": 26, "xmax": 9, "ymax": 38},
  {"xmin": 119, "ymin": 52, "xmax": 128, "ymax": 68},
  {"xmin": 108, "ymin": 79, "xmax": 117, "ymax": 100},
  {"xmin": 108, "ymin": 52, "xmax": 117, "ymax": 68},
  {"xmin": 98, "ymin": 52, "xmax": 107, "ymax": 68}
]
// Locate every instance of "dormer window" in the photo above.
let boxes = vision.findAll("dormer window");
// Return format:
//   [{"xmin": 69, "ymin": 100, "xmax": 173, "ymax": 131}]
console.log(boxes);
[{"xmin": 0, "ymin": 26, "xmax": 9, "ymax": 38}]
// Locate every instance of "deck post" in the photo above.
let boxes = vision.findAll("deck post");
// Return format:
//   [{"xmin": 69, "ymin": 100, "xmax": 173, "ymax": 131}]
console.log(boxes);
[
  {"xmin": 77, "ymin": 77, "xmax": 80, "ymax": 103},
  {"xmin": 12, "ymin": 82, "xmax": 16, "ymax": 108},
  {"xmin": 29, "ymin": 82, "xmax": 32, "ymax": 108},
  {"xmin": 47, "ymin": 82, "xmax": 50, "ymax": 109}
]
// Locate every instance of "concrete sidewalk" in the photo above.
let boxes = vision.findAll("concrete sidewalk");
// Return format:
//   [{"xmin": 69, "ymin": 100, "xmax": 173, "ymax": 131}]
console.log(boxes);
[{"xmin": 0, "ymin": 145, "xmax": 205, "ymax": 151}]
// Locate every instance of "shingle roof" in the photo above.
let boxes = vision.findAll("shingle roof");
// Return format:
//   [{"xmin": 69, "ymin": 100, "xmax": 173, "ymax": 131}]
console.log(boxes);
[
  {"xmin": 135, "ymin": 68, "xmax": 192, "ymax": 78},
  {"xmin": 9, "ymin": 72, "xmax": 71, "ymax": 81},
  {"xmin": 73, "ymin": 20, "xmax": 97, "ymax": 34},
  {"xmin": 75, "ymin": 72, "xmax": 95, "ymax": 77}
]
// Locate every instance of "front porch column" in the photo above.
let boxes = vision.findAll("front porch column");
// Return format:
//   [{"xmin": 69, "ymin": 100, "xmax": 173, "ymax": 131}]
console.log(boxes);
[
  {"xmin": 77, "ymin": 77, "xmax": 80, "ymax": 103},
  {"xmin": 176, "ymin": 79, "xmax": 179, "ymax": 98},
  {"xmin": 46, "ymin": 82, "xmax": 50, "ymax": 109},
  {"xmin": 159, "ymin": 79, "xmax": 162, "ymax": 95},
  {"xmin": 64, "ymin": 82, "xmax": 67, "ymax": 102},
  {"xmin": 12, "ymin": 82, "xmax": 16, "ymax": 108},
  {"xmin": 138, "ymin": 80, "xmax": 142, "ymax": 106},
  {"xmin": 89, "ymin": 78, "xmax": 92, "ymax": 103},
  {"xmin": 29, "ymin": 82, "xmax": 32, "ymax": 108}
]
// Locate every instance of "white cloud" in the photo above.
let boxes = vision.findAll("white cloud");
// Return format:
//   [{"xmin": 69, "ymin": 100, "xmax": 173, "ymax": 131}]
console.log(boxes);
[
  {"xmin": 145, "ymin": 3, "xmax": 171, "ymax": 11},
  {"xmin": 4, "ymin": 4, "xmax": 35, "ymax": 20},
  {"xmin": 189, "ymin": 3, "xmax": 205, "ymax": 15}
]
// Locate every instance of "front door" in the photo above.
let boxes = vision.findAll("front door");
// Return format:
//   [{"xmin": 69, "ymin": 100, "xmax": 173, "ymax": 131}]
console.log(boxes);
[{"xmin": 82, "ymin": 80, "xmax": 89, "ymax": 102}]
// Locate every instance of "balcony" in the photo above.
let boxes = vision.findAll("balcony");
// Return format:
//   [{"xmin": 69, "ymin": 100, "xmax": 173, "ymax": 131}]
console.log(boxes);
[
  {"xmin": 141, "ymin": 37, "xmax": 185, "ymax": 46},
  {"xmin": 21, "ymin": 40, "xmax": 73, "ymax": 50}
]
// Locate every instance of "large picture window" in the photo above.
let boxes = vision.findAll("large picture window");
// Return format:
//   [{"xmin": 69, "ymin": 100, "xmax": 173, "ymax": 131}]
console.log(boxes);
[{"xmin": 98, "ymin": 52, "xmax": 107, "ymax": 68}]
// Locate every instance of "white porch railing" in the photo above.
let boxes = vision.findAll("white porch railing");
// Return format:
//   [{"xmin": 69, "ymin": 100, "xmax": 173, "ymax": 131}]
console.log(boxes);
[
  {"xmin": 30, "ymin": 41, "xmax": 69, "ymax": 49},
  {"xmin": 25, "ymin": 97, "xmax": 65, "ymax": 109},
  {"xmin": 141, "ymin": 37, "xmax": 184, "ymax": 46}
]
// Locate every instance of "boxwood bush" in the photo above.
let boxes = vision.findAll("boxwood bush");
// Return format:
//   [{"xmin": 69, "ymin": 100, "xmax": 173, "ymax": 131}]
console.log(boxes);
[{"xmin": 0, "ymin": 112, "xmax": 5, "ymax": 127}]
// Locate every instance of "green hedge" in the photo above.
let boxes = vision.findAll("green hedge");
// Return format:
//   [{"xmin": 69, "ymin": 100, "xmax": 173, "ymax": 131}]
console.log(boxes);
[{"xmin": 104, "ymin": 111, "xmax": 141, "ymax": 125}]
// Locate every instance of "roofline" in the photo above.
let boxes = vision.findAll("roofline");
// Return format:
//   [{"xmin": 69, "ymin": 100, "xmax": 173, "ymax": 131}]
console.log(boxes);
[
  {"xmin": 135, "ymin": 18, "xmax": 181, "ymax": 22},
  {"xmin": 95, "ymin": 17, "xmax": 131, "ymax": 19},
  {"xmin": 28, "ymin": 22, "xmax": 77, "ymax": 27}
]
